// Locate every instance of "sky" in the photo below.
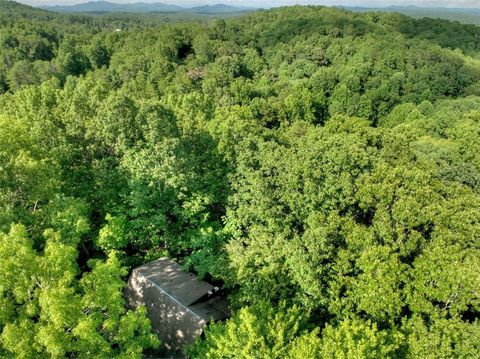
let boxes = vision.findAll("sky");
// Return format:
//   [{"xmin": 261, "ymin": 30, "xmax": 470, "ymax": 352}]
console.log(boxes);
[{"xmin": 17, "ymin": 0, "xmax": 480, "ymax": 8}]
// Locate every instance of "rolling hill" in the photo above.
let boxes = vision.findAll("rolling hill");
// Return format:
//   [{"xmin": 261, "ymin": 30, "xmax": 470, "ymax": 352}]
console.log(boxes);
[
  {"xmin": 347, "ymin": 5, "xmax": 480, "ymax": 24},
  {"xmin": 40, "ymin": 1, "xmax": 254, "ymax": 14}
]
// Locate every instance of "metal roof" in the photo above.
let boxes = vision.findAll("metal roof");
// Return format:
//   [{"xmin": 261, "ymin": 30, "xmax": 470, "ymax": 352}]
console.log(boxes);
[
  {"xmin": 125, "ymin": 257, "xmax": 229, "ymax": 353},
  {"xmin": 134, "ymin": 257, "xmax": 214, "ymax": 306}
]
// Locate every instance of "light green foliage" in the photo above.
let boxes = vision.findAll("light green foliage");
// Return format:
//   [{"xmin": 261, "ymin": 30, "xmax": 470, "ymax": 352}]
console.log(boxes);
[
  {"xmin": 188, "ymin": 302, "xmax": 321, "ymax": 359},
  {"xmin": 0, "ymin": 114, "xmax": 60, "ymax": 231},
  {"xmin": 403, "ymin": 315, "xmax": 480, "ymax": 358},
  {"xmin": 221, "ymin": 99, "xmax": 480, "ymax": 355},
  {"xmin": 320, "ymin": 318, "xmax": 404, "ymax": 358},
  {"xmin": 98, "ymin": 214, "xmax": 128, "ymax": 250},
  {"xmin": 0, "ymin": 225, "xmax": 159, "ymax": 358}
]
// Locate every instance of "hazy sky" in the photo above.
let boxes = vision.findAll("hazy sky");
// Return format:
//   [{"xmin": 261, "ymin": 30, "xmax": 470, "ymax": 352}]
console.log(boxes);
[{"xmin": 18, "ymin": 0, "xmax": 480, "ymax": 8}]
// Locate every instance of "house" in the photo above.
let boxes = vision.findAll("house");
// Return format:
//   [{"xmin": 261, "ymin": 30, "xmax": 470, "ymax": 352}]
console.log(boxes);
[{"xmin": 125, "ymin": 257, "xmax": 229, "ymax": 352}]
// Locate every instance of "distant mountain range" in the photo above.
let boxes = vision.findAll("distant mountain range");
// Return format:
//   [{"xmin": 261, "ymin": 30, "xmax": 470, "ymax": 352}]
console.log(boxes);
[
  {"xmin": 345, "ymin": 5, "xmax": 480, "ymax": 24},
  {"xmin": 346, "ymin": 5, "xmax": 480, "ymax": 15},
  {"xmin": 31, "ymin": 2, "xmax": 480, "ymax": 24},
  {"xmin": 40, "ymin": 1, "xmax": 254, "ymax": 14}
]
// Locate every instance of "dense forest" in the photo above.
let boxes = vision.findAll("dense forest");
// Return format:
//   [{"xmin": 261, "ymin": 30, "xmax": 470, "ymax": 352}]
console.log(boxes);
[
  {"xmin": 1, "ymin": 0, "xmax": 480, "ymax": 357},
  {"xmin": 349, "ymin": 6, "xmax": 480, "ymax": 25}
]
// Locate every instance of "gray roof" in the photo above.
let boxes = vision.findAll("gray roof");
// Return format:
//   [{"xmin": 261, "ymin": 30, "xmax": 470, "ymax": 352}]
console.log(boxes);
[
  {"xmin": 125, "ymin": 257, "xmax": 229, "ymax": 352},
  {"xmin": 134, "ymin": 257, "xmax": 215, "ymax": 307}
]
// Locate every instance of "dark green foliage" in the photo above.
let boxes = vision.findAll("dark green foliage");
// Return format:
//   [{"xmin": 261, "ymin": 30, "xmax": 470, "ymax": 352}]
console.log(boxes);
[{"xmin": 1, "ymin": 2, "xmax": 479, "ymax": 357}]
